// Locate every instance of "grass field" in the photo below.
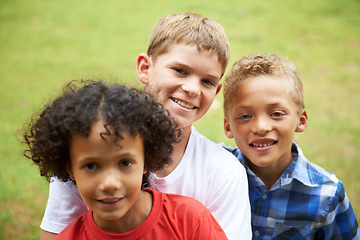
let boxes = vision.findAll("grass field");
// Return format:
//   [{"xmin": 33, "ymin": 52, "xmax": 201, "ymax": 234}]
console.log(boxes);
[{"xmin": 1, "ymin": 0, "xmax": 359, "ymax": 239}]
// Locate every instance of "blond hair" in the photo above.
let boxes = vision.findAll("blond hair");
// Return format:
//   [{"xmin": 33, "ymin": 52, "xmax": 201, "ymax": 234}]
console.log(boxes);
[
  {"xmin": 223, "ymin": 53, "xmax": 304, "ymax": 118},
  {"xmin": 147, "ymin": 13, "xmax": 230, "ymax": 73}
]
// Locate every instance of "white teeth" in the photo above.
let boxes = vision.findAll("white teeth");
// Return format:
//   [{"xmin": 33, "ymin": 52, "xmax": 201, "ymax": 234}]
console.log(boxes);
[
  {"xmin": 173, "ymin": 99, "xmax": 195, "ymax": 109},
  {"xmin": 252, "ymin": 143, "xmax": 273, "ymax": 147}
]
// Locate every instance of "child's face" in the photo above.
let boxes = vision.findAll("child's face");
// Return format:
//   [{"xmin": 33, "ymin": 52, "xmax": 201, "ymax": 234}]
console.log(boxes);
[
  {"xmin": 137, "ymin": 44, "xmax": 223, "ymax": 129},
  {"xmin": 68, "ymin": 120, "xmax": 148, "ymax": 226},
  {"xmin": 224, "ymin": 76, "xmax": 308, "ymax": 171}
]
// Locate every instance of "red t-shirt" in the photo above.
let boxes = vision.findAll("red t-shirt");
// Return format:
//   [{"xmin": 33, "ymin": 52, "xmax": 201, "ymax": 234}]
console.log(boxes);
[{"xmin": 54, "ymin": 189, "xmax": 228, "ymax": 239}]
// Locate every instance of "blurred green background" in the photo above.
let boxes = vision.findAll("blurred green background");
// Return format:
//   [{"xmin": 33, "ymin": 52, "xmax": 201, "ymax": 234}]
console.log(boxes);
[{"xmin": 1, "ymin": 0, "xmax": 359, "ymax": 239}]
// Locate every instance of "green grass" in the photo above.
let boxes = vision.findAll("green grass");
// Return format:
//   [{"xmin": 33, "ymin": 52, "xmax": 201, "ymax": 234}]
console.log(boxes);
[{"xmin": 1, "ymin": 0, "xmax": 359, "ymax": 238}]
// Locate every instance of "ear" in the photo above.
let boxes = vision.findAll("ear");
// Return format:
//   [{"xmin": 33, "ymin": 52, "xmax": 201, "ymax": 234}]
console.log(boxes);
[
  {"xmin": 136, "ymin": 53, "xmax": 152, "ymax": 85},
  {"xmin": 216, "ymin": 82, "xmax": 222, "ymax": 95},
  {"xmin": 66, "ymin": 163, "xmax": 75, "ymax": 181},
  {"xmin": 295, "ymin": 109, "xmax": 309, "ymax": 133},
  {"xmin": 224, "ymin": 118, "xmax": 234, "ymax": 138}
]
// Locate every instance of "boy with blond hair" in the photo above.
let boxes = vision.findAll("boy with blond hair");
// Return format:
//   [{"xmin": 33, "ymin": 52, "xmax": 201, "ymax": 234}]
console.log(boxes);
[
  {"xmin": 39, "ymin": 13, "xmax": 252, "ymax": 240},
  {"xmin": 223, "ymin": 53, "xmax": 359, "ymax": 239}
]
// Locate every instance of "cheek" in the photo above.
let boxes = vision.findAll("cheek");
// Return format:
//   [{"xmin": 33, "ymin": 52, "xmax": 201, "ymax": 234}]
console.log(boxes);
[
  {"xmin": 232, "ymin": 127, "xmax": 248, "ymax": 144},
  {"xmin": 280, "ymin": 121, "xmax": 298, "ymax": 133},
  {"xmin": 144, "ymin": 84, "xmax": 159, "ymax": 97},
  {"xmin": 122, "ymin": 176, "xmax": 144, "ymax": 202},
  {"xmin": 232, "ymin": 123, "xmax": 247, "ymax": 135},
  {"xmin": 201, "ymin": 91, "xmax": 216, "ymax": 107},
  {"xmin": 76, "ymin": 177, "xmax": 97, "ymax": 203},
  {"xmin": 277, "ymin": 124, "xmax": 296, "ymax": 141},
  {"xmin": 125, "ymin": 168, "xmax": 145, "ymax": 189}
]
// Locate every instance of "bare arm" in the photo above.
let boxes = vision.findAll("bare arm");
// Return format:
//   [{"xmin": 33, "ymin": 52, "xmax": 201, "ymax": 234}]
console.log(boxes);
[{"xmin": 40, "ymin": 230, "xmax": 57, "ymax": 240}]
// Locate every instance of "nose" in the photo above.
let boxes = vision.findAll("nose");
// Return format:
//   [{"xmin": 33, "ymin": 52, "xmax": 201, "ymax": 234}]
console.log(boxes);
[
  {"xmin": 98, "ymin": 169, "xmax": 121, "ymax": 192},
  {"xmin": 252, "ymin": 116, "xmax": 272, "ymax": 135},
  {"xmin": 181, "ymin": 78, "xmax": 201, "ymax": 97}
]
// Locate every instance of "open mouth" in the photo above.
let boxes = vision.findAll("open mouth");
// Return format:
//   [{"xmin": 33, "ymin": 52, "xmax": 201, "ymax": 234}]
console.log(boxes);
[
  {"xmin": 250, "ymin": 140, "xmax": 277, "ymax": 148},
  {"xmin": 171, "ymin": 97, "xmax": 197, "ymax": 110}
]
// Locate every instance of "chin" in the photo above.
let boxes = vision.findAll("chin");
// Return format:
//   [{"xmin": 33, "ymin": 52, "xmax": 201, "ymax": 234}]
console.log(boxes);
[{"xmin": 247, "ymin": 158, "xmax": 274, "ymax": 168}]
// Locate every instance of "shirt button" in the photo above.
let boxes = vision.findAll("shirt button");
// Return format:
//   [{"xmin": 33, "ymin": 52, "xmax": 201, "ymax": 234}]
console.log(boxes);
[
  {"xmin": 254, "ymin": 230, "xmax": 260, "ymax": 237},
  {"xmin": 262, "ymin": 194, "xmax": 267, "ymax": 200}
]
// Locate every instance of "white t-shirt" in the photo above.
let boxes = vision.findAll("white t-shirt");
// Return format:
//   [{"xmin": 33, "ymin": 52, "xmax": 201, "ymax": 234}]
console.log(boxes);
[{"xmin": 40, "ymin": 126, "xmax": 252, "ymax": 239}]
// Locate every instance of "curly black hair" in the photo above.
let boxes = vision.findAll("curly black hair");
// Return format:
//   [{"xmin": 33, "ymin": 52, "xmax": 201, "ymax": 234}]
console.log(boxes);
[{"xmin": 23, "ymin": 80, "xmax": 179, "ymax": 188}]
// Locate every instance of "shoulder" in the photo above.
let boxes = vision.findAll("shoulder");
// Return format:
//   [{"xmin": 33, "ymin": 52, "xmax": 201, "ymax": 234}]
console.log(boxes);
[
  {"xmin": 49, "ymin": 177, "xmax": 83, "ymax": 199},
  {"xmin": 189, "ymin": 127, "xmax": 241, "ymax": 167},
  {"xmin": 301, "ymin": 158, "xmax": 360, "ymax": 239},
  {"xmin": 148, "ymin": 189, "xmax": 206, "ymax": 212},
  {"xmin": 294, "ymin": 144, "xmax": 339, "ymax": 189},
  {"xmin": 188, "ymin": 128, "xmax": 247, "ymax": 190},
  {"xmin": 153, "ymin": 191, "xmax": 228, "ymax": 239},
  {"xmin": 55, "ymin": 211, "xmax": 89, "ymax": 239},
  {"xmin": 152, "ymin": 190, "xmax": 212, "ymax": 226},
  {"xmin": 161, "ymin": 191, "xmax": 209, "ymax": 215},
  {"xmin": 292, "ymin": 144, "xmax": 347, "ymax": 212},
  {"xmin": 41, "ymin": 177, "xmax": 88, "ymax": 234}
]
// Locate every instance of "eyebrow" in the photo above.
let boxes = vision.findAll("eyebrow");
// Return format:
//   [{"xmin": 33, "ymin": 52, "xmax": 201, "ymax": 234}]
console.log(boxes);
[
  {"xmin": 75, "ymin": 152, "xmax": 139, "ymax": 164},
  {"xmin": 235, "ymin": 102, "xmax": 286, "ymax": 110},
  {"xmin": 267, "ymin": 103, "xmax": 284, "ymax": 108}
]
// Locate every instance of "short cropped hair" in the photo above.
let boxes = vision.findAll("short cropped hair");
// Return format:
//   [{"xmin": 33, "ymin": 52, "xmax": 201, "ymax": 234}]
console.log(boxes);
[
  {"xmin": 147, "ymin": 12, "xmax": 230, "ymax": 73},
  {"xmin": 23, "ymin": 81, "xmax": 178, "ymax": 188},
  {"xmin": 224, "ymin": 53, "xmax": 304, "ymax": 118}
]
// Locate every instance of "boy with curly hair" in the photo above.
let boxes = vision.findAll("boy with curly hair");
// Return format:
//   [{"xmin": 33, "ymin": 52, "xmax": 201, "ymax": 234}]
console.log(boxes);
[
  {"xmin": 223, "ymin": 53, "xmax": 359, "ymax": 239},
  {"xmin": 24, "ymin": 80, "xmax": 228, "ymax": 239},
  {"xmin": 38, "ymin": 13, "xmax": 251, "ymax": 240}
]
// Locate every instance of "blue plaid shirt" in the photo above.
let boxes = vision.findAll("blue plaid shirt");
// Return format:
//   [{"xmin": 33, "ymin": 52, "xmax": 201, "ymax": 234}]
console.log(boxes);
[{"xmin": 225, "ymin": 142, "xmax": 359, "ymax": 239}]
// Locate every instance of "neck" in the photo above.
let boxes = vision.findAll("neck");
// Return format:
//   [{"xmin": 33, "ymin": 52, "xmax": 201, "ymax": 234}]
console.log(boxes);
[
  {"xmin": 155, "ymin": 126, "xmax": 191, "ymax": 178},
  {"xmin": 248, "ymin": 152, "xmax": 294, "ymax": 190},
  {"xmin": 252, "ymin": 165, "xmax": 283, "ymax": 189}
]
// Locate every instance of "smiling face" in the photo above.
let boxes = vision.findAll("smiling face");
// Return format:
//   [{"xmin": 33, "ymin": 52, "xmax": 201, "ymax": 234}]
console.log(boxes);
[
  {"xmin": 137, "ymin": 44, "xmax": 223, "ymax": 131},
  {"xmin": 68, "ymin": 120, "xmax": 150, "ymax": 231},
  {"xmin": 224, "ymin": 76, "xmax": 308, "ymax": 176}
]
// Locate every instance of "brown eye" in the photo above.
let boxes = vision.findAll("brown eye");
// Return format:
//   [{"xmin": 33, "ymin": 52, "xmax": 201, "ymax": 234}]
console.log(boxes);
[
  {"xmin": 119, "ymin": 160, "xmax": 133, "ymax": 168},
  {"xmin": 85, "ymin": 163, "xmax": 97, "ymax": 171}
]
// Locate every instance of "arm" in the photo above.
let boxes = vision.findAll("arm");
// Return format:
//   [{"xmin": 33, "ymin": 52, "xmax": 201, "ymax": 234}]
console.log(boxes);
[
  {"xmin": 40, "ymin": 177, "xmax": 88, "ymax": 234},
  {"xmin": 318, "ymin": 181, "xmax": 359, "ymax": 239},
  {"xmin": 40, "ymin": 230, "xmax": 57, "ymax": 240}
]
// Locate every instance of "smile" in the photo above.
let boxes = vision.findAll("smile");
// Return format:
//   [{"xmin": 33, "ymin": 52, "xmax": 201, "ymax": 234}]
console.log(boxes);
[
  {"xmin": 171, "ymin": 97, "xmax": 197, "ymax": 109},
  {"xmin": 250, "ymin": 140, "xmax": 277, "ymax": 147},
  {"xmin": 97, "ymin": 198, "xmax": 123, "ymax": 209},
  {"xmin": 99, "ymin": 199, "xmax": 122, "ymax": 203},
  {"xmin": 97, "ymin": 198, "xmax": 123, "ymax": 205}
]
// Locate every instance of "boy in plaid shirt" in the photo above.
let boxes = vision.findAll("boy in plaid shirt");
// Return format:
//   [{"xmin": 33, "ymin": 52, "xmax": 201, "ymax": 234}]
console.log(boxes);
[{"xmin": 223, "ymin": 53, "xmax": 359, "ymax": 239}]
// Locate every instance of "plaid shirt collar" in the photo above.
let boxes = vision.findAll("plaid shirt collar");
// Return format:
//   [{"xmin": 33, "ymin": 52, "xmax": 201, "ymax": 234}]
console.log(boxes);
[{"xmin": 239, "ymin": 142, "xmax": 319, "ymax": 191}]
